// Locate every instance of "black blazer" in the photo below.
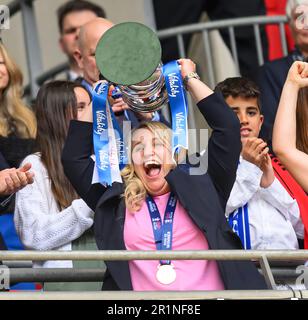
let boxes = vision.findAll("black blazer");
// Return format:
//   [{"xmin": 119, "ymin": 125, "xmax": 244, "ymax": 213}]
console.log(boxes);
[
  {"xmin": 62, "ymin": 92, "xmax": 267, "ymax": 290},
  {"xmin": 257, "ymin": 53, "xmax": 294, "ymax": 144}
]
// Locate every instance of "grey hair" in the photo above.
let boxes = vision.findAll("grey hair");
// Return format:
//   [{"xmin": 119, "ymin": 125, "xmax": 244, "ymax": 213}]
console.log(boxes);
[{"xmin": 286, "ymin": 0, "xmax": 308, "ymax": 20}]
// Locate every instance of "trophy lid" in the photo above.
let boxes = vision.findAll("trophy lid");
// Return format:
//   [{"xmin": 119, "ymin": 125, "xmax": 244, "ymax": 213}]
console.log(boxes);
[{"xmin": 95, "ymin": 22, "xmax": 162, "ymax": 86}]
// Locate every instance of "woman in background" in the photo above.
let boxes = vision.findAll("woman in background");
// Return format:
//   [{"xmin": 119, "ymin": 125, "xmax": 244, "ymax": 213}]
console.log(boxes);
[
  {"xmin": 273, "ymin": 61, "xmax": 308, "ymax": 248},
  {"xmin": 0, "ymin": 44, "xmax": 37, "ymax": 283},
  {"xmin": 0, "ymin": 43, "xmax": 36, "ymax": 168},
  {"xmin": 14, "ymin": 81, "xmax": 104, "ymax": 291}
]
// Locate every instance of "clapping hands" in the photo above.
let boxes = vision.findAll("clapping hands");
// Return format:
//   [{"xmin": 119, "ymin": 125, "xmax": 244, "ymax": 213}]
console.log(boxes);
[
  {"xmin": 242, "ymin": 138, "xmax": 275, "ymax": 188},
  {"xmin": 0, "ymin": 163, "xmax": 34, "ymax": 196}
]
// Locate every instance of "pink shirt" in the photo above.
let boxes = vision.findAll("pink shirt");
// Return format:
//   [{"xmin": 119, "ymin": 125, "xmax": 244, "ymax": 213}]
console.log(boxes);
[{"xmin": 124, "ymin": 193, "xmax": 225, "ymax": 291}]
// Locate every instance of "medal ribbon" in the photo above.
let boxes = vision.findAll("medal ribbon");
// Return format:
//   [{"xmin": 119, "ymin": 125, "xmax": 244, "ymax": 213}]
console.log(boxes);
[
  {"xmin": 163, "ymin": 61, "xmax": 188, "ymax": 157},
  {"xmin": 92, "ymin": 81, "xmax": 127, "ymax": 186},
  {"xmin": 146, "ymin": 193, "xmax": 177, "ymax": 265}
]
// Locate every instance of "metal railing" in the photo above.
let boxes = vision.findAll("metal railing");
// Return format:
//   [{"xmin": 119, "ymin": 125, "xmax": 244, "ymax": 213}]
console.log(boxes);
[
  {"xmin": 1, "ymin": 249, "xmax": 307, "ymax": 261},
  {"xmin": 157, "ymin": 15, "xmax": 288, "ymax": 89},
  {"xmin": 36, "ymin": 15, "xmax": 290, "ymax": 94},
  {"xmin": 2, "ymin": 265, "xmax": 304, "ymax": 284},
  {"xmin": 8, "ymin": 0, "xmax": 42, "ymax": 99},
  {"xmin": 0, "ymin": 290, "xmax": 305, "ymax": 300},
  {"xmin": 0, "ymin": 250, "xmax": 307, "ymax": 299},
  {"xmin": 21, "ymin": 15, "xmax": 289, "ymax": 97}
]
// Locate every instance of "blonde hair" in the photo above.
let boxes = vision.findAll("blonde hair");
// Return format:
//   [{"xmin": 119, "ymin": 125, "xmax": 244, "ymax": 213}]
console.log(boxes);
[
  {"xmin": 0, "ymin": 44, "xmax": 36, "ymax": 138},
  {"xmin": 121, "ymin": 121, "xmax": 174, "ymax": 212}
]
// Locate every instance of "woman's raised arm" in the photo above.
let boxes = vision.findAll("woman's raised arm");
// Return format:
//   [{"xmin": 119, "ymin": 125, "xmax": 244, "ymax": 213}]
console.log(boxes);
[{"xmin": 273, "ymin": 61, "xmax": 308, "ymax": 193}]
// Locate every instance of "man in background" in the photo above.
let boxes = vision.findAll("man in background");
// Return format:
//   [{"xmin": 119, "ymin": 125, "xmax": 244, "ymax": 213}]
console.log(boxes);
[
  {"xmin": 74, "ymin": 18, "xmax": 162, "ymax": 127},
  {"xmin": 57, "ymin": 0, "xmax": 106, "ymax": 81},
  {"xmin": 258, "ymin": 0, "xmax": 308, "ymax": 144}
]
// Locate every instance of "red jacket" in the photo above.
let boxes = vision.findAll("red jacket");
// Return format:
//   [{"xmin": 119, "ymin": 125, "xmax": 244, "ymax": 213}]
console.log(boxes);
[
  {"xmin": 265, "ymin": 0, "xmax": 295, "ymax": 60},
  {"xmin": 271, "ymin": 155, "xmax": 308, "ymax": 248}
]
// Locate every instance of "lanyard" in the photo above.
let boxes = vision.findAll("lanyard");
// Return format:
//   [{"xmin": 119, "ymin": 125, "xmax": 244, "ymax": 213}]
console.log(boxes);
[
  {"xmin": 228, "ymin": 159, "xmax": 251, "ymax": 249},
  {"xmin": 146, "ymin": 193, "xmax": 177, "ymax": 265},
  {"xmin": 229, "ymin": 203, "xmax": 251, "ymax": 250},
  {"xmin": 163, "ymin": 61, "xmax": 188, "ymax": 157}
]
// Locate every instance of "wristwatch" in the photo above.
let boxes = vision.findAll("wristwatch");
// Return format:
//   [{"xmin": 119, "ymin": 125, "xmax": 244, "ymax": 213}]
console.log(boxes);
[{"xmin": 183, "ymin": 72, "xmax": 200, "ymax": 90}]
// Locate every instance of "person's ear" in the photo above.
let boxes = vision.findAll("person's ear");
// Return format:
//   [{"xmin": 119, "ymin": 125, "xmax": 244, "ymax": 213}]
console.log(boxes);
[
  {"xmin": 59, "ymin": 37, "xmax": 65, "ymax": 53},
  {"xmin": 73, "ymin": 48, "xmax": 83, "ymax": 69},
  {"xmin": 259, "ymin": 114, "xmax": 264, "ymax": 130}
]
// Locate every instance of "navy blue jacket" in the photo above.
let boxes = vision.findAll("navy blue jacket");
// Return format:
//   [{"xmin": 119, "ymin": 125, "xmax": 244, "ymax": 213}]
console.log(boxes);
[
  {"xmin": 258, "ymin": 53, "xmax": 294, "ymax": 144},
  {"xmin": 62, "ymin": 92, "xmax": 267, "ymax": 290}
]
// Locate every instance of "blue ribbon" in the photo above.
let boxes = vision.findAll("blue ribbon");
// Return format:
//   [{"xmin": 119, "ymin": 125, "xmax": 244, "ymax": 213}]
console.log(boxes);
[
  {"xmin": 92, "ymin": 81, "xmax": 127, "ymax": 186},
  {"xmin": 92, "ymin": 82, "xmax": 111, "ymax": 185},
  {"xmin": 163, "ymin": 61, "xmax": 188, "ymax": 156},
  {"xmin": 146, "ymin": 193, "xmax": 177, "ymax": 265},
  {"xmin": 81, "ymin": 79, "xmax": 93, "ymax": 95},
  {"xmin": 108, "ymin": 97, "xmax": 128, "ymax": 171},
  {"xmin": 228, "ymin": 203, "xmax": 251, "ymax": 250}
]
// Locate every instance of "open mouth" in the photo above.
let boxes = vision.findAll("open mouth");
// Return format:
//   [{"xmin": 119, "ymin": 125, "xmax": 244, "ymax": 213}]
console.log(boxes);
[
  {"xmin": 240, "ymin": 128, "xmax": 251, "ymax": 136},
  {"xmin": 144, "ymin": 161, "xmax": 162, "ymax": 177}
]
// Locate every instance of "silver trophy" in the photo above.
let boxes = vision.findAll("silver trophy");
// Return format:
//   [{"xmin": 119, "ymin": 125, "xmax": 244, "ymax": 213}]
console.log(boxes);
[
  {"xmin": 117, "ymin": 63, "xmax": 168, "ymax": 113},
  {"xmin": 95, "ymin": 22, "xmax": 168, "ymax": 113}
]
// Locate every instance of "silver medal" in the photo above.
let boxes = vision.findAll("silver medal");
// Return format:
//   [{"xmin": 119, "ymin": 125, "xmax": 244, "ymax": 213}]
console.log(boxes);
[{"xmin": 156, "ymin": 264, "xmax": 176, "ymax": 285}]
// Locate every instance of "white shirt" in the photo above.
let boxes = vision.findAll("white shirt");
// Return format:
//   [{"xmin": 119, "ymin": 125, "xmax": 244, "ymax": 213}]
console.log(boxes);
[
  {"xmin": 225, "ymin": 158, "xmax": 304, "ymax": 249},
  {"xmin": 67, "ymin": 70, "xmax": 80, "ymax": 81},
  {"xmin": 14, "ymin": 154, "xmax": 94, "ymax": 268}
]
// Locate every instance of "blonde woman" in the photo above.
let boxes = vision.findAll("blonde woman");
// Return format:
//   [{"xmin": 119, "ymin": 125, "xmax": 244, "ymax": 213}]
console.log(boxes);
[
  {"xmin": 0, "ymin": 44, "xmax": 37, "ymax": 277},
  {"xmin": 62, "ymin": 59, "xmax": 266, "ymax": 291},
  {"xmin": 0, "ymin": 43, "xmax": 36, "ymax": 169}
]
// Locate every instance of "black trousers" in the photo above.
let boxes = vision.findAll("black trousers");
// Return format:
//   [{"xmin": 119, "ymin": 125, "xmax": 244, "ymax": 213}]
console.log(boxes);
[{"xmin": 153, "ymin": 0, "xmax": 268, "ymax": 82}]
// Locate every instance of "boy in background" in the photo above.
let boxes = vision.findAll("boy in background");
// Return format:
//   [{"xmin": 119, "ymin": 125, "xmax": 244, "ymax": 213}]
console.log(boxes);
[{"xmin": 215, "ymin": 77, "xmax": 304, "ymax": 249}]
